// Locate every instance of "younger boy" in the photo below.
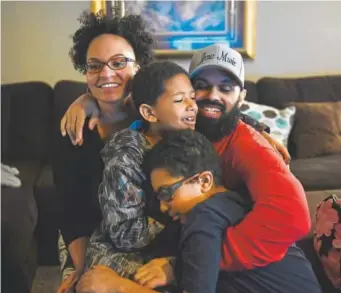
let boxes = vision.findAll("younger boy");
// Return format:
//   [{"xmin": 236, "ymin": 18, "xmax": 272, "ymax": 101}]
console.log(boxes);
[{"xmin": 143, "ymin": 129, "xmax": 321, "ymax": 293}]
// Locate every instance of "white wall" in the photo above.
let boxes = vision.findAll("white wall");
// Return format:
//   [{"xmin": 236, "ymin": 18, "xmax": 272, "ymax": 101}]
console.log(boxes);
[
  {"xmin": 1, "ymin": 1, "xmax": 90, "ymax": 86},
  {"xmin": 1, "ymin": 1, "xmax": 341, "ymax": 86}
]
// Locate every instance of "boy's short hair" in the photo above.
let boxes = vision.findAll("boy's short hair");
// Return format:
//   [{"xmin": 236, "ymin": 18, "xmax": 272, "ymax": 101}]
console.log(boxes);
[
  {"xmin": 143, "ymin": 129, "xmax": 223, "ymax": 185},
  {"xmin": 132, "ymin": 61, "xmax": 189, "ymax": 109}
]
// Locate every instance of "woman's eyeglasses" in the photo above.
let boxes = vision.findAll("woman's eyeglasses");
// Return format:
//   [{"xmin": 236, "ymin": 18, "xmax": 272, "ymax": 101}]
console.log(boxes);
[{"xmin": 86, "ymin": 56, "xmax": 136, "ymax": 73}]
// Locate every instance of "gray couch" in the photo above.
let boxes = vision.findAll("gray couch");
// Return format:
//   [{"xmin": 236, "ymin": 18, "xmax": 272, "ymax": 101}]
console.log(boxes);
[{"xmin": 1, "ymin": 76, "xmax": 340, "ymax": 292}]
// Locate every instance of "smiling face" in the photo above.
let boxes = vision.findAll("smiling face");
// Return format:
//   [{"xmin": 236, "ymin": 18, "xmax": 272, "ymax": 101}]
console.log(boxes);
[
  {"xmin": 140, "ymin": 73, "xmax": 198, "ymax": 132},
  {"xmin": 192, "ymin": 67, "xmax": 246, "ymax": 117},
  {"xmin": 86, "ymin": 34, "xmax": 139, "ymax": 104},
  {"xmin": 191, "ymin": 67, "xmax": 247, "ymax": 141}
]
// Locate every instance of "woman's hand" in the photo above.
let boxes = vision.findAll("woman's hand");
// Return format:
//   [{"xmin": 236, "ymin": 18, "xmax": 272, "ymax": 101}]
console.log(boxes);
[
  {"xmin": 261, "ymin": 131, "xmax": 291, "ymax": 165},
  {"xmin": 134, "ymin": 257, "xmax": 175, "ymax": 289},
  {"xmin": 60, "ymin": 93, "xmax": 100, "ymax": 146},
  {"xmin": 56, "ymin": 270, "xmax": 82, "ymax": 293}
]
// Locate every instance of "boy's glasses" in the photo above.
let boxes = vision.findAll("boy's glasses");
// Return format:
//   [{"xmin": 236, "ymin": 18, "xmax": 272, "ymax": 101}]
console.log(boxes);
[
  {"xmin": 155, "ymin": 174, "xmax": 199, "ymax": 202},
  {"xmin": 86, "ymin": 56, "xmax": 136, "ymax": 73}
]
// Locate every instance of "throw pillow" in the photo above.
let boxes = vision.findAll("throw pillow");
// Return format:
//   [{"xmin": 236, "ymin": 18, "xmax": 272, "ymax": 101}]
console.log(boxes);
[
  {"xmin": 314, "ymin": 194, "xmax": 341, "ymax": 288},
  {"xmin": 240, "ymin": 101, "xmax": 296, "ymax": 148},
  {"xmin": 290, "ymin": 102, "xmax": 341, "ymax": 159}
]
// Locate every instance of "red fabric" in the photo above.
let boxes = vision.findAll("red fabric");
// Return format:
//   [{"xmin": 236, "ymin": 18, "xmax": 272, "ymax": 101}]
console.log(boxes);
[{"xmin": 213, "ymin": 121, "xmax": 311, "ymax": 271}]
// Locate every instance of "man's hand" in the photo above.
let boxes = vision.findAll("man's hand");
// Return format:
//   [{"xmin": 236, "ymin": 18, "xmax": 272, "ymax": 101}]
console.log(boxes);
[
  {"xmin": 60, "ymin": 93, "xmax": 100, "ymax": 146},
  {"xmin": 134, "ymin": 257, "xmax": 175, "ymax": 289},
  {"xmin": 75, "ymin": 266, "xmax": 121, "ymax": 293},
  {"xmin": 261, "ymin": 131, "xmax": 291, "ymax": 165},
  {"xmin": 56, "ymin": 270, "xmax": 82, "ymax": 293}
]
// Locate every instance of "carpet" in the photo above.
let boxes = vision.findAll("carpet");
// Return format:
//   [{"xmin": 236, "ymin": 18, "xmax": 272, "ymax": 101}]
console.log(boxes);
[{"xmin": 31, "ymin": 266, "xmax": 60, "ymax": 293}]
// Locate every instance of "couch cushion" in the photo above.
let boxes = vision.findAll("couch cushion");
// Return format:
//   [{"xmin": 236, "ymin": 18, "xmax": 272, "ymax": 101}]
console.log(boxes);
[
  {"xmin": 244, "ymin": 81, "xmax": 259, "ymax": 103},
  {"xmin": 313, "ymin": 192, "xmax": 341, "ymax": 289},
  {"xmin": 1, "ymin": 185, "xmax": 38, "ymax": 291},
  {"xmin": 2, "ymin": 160, "xmax": 44, "ymax": 188},
  {"xmin": 1, "ymin": 82, "xmax": 54, "ymax": 162},
  {"xmin": 297, "ymin": 237, "xmax": 340, "ymax": 293},
  {"xmin": 297, "ymin": 190, "xmax": 341, "ymax": 293},
  {"xmin": 1, "ymin": 87, "xmax": 11, "ymax": 157},
  {"xmin": 240, "ymin": 101, "xmax": 296, "ymax": 148},
  {"xmin": 257, "ymin": 75, "xmax": 341, "ymax": 109},
  {"xmin": 290, "ymin": 155, "xmax": 341, "ymax": 191},
  {"xmin": 305, "ymin": 190, "xmax": 341, "ymax": 236},
  {"xmin": 35, "ymin": 165, "xmax": 60, "ymax": 265},
  {"xmin": 290, "ymin": 102, "xmax": 341, "ymax": 159},
  {"xmin": 53, "ymin": 80, "xmax": 88, "ymax": 124}
]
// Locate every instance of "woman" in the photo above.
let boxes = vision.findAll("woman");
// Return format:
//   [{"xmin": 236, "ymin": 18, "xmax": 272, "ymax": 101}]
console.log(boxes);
[{"xmin": 53, "ymin": 11, "xmax": 154, "ymax": 293}]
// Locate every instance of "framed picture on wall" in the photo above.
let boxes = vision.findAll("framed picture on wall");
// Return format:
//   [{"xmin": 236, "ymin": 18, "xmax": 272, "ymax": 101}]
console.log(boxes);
[{"xmin": 112, "ymin": 0, "xmax": 256, "ymax": 59}]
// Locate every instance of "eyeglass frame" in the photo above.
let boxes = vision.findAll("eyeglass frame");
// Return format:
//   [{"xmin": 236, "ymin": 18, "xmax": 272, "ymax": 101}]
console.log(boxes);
[
  {"xmin": 85, "ymin": 56, "xmax": 136, "ymax": 74},
  {"xmin": 155, "ymin": 173, "xmax": 200, "ymax": 203}
]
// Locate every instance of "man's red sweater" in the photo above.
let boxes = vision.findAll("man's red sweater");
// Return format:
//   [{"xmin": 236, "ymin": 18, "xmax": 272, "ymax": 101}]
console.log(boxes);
[{"xmin": 213, "ymin": 121, "xmax": 311, "ymax": 271}]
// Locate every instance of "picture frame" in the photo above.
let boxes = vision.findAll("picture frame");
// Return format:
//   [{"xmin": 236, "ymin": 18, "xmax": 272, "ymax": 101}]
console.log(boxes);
[{"xmin": 111, "ymin": 0, "xmax": 256, "ymax": 59}]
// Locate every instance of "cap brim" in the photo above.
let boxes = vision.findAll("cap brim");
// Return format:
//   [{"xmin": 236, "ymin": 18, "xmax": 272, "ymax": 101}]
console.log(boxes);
[{"xmin": 190, "ymin": 64, "xmax": 244, "ymax": 88}]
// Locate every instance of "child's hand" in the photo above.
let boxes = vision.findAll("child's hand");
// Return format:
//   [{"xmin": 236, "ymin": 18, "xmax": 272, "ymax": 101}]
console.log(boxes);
[
  {"xmin": 75, "ymin": 266, "xmax": 120, "ymax": 293},
  {"xmin": 56, "ymin": 270, "xmax": 82, "ymax": 293},
  {"xmin": 134, "ymin": 257, "xmax": 175, "ymax": 289}
]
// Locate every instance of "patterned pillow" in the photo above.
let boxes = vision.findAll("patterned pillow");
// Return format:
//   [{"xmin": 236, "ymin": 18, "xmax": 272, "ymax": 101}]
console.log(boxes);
[
  {"xmin": 240, "ymin": 101, "xmax": 296, "ymax": 148},
  {"xmin": 314, "ymin": 194, "xmax": 341, "ymax": 288}
]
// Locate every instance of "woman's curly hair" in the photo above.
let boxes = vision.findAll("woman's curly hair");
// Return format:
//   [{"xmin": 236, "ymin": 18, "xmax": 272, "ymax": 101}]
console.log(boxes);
[{"xmin": 70, "ymin": 10, "xmax": 155, "ymax": 74}]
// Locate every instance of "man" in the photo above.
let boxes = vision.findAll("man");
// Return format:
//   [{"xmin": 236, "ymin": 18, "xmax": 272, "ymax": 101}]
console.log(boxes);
[
  {"xmin": 188, "ymin": 44, "xmax": 309, "ymax": 270},
  {"xmin": 65, "ymin": 44, "xmax": 310, "ymax": 291}
]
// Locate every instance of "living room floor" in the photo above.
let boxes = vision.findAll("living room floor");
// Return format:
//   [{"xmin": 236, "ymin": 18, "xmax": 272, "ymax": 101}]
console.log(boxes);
[{"xmin": 32, "ymin": 266, "xmax": 60, "ymax": 293}]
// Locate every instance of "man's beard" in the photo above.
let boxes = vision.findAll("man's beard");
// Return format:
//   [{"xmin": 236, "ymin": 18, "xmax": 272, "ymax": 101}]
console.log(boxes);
[{"xmin": 195, "ymin": 100, "xmax": 240, "ymax": 142}]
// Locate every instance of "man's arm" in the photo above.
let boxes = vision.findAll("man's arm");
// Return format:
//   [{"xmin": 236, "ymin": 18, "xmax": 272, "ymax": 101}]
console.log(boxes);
[
  {"xmin": 239, "ymin": 112, "xmax": 270, "ymax": 134},
  {"xmin": 60, "ymin": 93, "xmax": 136, "ymax": 146},
  {"xmin": 221, "ymin": 133, "xmax": 310, "ymax": 270},
  {"xmin": 239, "ymin": 113, "xmax": 291, "ymax": 164},
  {"xmin": 60, "ymin": 93, "xmax": 100, "ymax": 145}
]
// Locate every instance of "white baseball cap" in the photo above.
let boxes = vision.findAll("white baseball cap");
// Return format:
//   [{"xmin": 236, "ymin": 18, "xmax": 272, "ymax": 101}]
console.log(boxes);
[{"xmin": 189, "ymin": 43, "xmax": 245, "ymax": 88}]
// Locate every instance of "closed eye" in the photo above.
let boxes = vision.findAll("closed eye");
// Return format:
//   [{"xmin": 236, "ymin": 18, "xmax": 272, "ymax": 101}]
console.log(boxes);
[
  {"xmin": 218, "ymin": 84, "xmax": 235, "ymax": 93},
  {"xmin": 193, "ymin": 80, "xmax": 210, "ymax": 91},
  {"xmin": 173, "ymin": 93, "xmax": 185, "ymax": 103}
]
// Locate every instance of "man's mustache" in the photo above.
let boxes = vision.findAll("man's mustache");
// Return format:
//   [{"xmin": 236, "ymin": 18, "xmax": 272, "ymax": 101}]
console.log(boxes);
[{"xmin": 196, "ymin": 99, "xmax": 226, "ymax": 112}]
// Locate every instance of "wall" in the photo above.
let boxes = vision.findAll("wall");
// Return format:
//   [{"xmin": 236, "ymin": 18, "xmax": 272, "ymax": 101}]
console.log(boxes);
[
  {"xmin": 1, "ymin": 1, "xmax": 341, "ymax": 86},
  {"xmin": 1, "ymin": 1, "xmax": 89, "ymax": 86}
]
